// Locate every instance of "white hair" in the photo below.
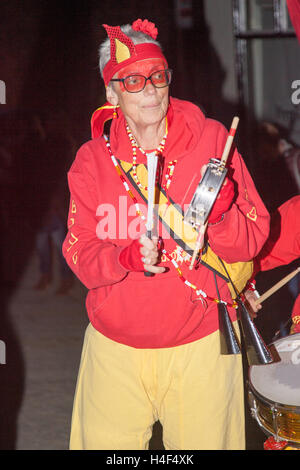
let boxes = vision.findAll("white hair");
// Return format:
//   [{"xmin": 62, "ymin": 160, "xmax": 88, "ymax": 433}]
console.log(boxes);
[{"xmin": 99, "ymin": 24, "xmax": 161, "ymax": 78}]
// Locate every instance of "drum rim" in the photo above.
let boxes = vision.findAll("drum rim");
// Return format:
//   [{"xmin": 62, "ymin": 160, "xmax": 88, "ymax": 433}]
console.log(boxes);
[{"xmin": 248, "ymin": 380, "xmax": 300, "ymax": 411}]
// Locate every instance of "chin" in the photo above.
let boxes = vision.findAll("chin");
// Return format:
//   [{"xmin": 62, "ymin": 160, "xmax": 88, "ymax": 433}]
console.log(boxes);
[{"xmin": 141, "ymin": 107, "xmax": 166, "ymax": 124}]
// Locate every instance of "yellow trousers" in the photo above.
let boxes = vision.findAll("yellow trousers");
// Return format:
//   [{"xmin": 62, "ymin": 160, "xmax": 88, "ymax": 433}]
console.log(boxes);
[{"xmin": 69, "ymin": 322, "xmax": 245, "ymax": 450}]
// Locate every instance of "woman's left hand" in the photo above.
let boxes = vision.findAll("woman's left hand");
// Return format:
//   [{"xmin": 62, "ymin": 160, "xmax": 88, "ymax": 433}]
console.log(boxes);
[{"xmin": 200, "ymin": 165, "xmax": 235, "ymax": 225}]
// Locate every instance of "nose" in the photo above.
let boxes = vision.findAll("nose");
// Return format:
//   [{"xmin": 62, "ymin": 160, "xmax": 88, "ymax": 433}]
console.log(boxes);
[{"xmin": 143, "ymin": 78, "xmax": 156, "ymax": 94}]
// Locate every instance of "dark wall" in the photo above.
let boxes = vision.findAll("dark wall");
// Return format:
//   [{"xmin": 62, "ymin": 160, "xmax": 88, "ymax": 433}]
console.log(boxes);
[{"xmin": 1, "ymin": 0, "xmax": 233, "ymax": 138}]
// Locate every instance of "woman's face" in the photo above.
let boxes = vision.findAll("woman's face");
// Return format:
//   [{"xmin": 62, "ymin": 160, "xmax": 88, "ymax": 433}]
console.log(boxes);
[{"xmin": 106, "ymin": 58, "xmax": 169, "ymax": 129}]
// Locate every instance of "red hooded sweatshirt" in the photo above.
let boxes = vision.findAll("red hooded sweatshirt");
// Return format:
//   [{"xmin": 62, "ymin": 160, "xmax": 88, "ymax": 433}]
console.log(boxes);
[
  {"xmin": 62, "ymin": 97, "xmax": 270, "ymax": 348},
  {"xmin": 255, "ymin": 196, "xmax": 300, "ymax": 272},
  {"xmin": 255, "ymin": 196, "xmax": 300, "ymax": 333}
]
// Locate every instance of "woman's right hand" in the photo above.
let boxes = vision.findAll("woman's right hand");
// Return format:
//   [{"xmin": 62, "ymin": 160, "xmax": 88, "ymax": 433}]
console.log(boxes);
[
  {"xmin": 139, "ymin": 234, "xmax": 165, "ymax": 274},
  {"xmin": 244, "ymin": 289, "xmax": 262, "ymax": 318}
]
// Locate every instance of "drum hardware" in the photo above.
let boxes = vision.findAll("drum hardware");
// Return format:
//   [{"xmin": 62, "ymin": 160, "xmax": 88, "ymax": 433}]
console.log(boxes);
[
  {"xmin": 236, "ymin": 298, "xmax": 274, "ymax": 365},
  {"xmin": 249, "ymin": 390, "xmax": 288, "ymax": 445},
  {"xmin": 213, "ymin": 270, "xmax": 241, "ymax": 356},
  {"xmin": 271, "ymin": 405, "xmax": 281, "ymax": 442},
  {"xmin": 218, "ymin": 256, "xmax": 274, "ymax": 365},
  {"xmin": 218, "ymin": 301, "xmax": 241, "ymax": 355},
  {"xmin": 248, "ymin": 388, "xmax": 269, "ymax": 434}
]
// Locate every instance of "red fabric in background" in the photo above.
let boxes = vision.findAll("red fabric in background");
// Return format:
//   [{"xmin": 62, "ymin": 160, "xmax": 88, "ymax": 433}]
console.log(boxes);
[
  {"xmin": 255, "ymin": 196, "xmax": 300, "ymax": 272},
  {"xmin": 254, "ymin": 195, "xmax": 300, "ymax": 332},
  {"xmin": 287, "ymin": 0, "xmax": 300, "ymax": 43}
]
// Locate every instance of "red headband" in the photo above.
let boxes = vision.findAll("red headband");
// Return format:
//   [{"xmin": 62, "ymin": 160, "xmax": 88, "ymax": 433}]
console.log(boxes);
[{"xmin": 102, "ymin": 19, "xmax": 168, "ymax": 86}]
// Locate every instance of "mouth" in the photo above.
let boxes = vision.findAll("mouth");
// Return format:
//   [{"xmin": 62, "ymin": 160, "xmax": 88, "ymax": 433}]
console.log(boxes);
[{"xmin": 142, "ymin": 103, "xmax": 160, "ymax": 109}]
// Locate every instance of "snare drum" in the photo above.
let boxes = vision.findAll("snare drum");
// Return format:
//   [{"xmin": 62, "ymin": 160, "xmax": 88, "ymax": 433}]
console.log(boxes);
[{"xmin": 248, "ymin": 333, "xmax": 300, "ymax": 447}]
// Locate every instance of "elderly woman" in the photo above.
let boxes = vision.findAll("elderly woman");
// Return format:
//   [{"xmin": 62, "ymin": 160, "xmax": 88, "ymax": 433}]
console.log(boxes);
[{"xmin": 63, "ymin": 19, "xmax": 270, "ymax": 450}]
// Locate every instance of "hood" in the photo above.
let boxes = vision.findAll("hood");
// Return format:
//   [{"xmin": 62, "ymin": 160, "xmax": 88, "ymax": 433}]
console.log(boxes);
[{"xmin": 91, "ymin": 96, "xmax": 206, "ymax": 163}]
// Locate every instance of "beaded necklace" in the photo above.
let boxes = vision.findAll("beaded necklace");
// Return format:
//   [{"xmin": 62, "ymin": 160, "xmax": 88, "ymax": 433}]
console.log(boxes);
[
  {"xmin": 126, "ymin": 119, "xmax": 177, "ymax": 192},
  {"xmin": 103, "ymin": 134, "xmax": 238, "ymax": 310}
]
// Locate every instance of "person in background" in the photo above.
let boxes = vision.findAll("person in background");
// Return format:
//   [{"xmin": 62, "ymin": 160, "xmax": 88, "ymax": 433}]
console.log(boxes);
[
  {"xmin": 254, "ymin": 122, "xmax": 298, "ymax": 213},
  {"xmin": 33, "ymin": 113, "xmax": 75, "ymax": 294},
  {"xmin": 245, "ymin": 196, "xmax": 300, "ymax": 334}
]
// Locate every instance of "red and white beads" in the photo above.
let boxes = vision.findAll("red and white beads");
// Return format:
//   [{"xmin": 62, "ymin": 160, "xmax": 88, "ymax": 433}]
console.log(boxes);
[{"xmin": 104, "ymin": 134, "xmax": 237, "ymax": 310}]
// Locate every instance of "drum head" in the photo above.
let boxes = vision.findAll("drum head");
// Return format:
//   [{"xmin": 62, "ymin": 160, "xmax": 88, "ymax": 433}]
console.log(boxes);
[{"xmin": 250, "ymin": 334, "xmax": 300, "ymax": 407}]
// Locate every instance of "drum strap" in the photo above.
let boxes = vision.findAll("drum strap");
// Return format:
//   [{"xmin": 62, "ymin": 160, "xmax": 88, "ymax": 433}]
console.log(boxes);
[{"xmin": 117, "ymin": 158, "xmax": 253, "ymax": 298}]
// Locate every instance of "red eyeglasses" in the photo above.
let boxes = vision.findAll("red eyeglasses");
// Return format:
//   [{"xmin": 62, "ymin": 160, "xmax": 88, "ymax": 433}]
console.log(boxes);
[{"xmin": 110, "ymin": 69, "xmax": 172, "ymax": 93}]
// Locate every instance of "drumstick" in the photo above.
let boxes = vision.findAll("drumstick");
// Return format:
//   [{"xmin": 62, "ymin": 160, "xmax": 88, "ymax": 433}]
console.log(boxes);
[
  {"xmin": 189, "ymin": 116, "xmax": 239, "ymax": 270},
  {"xmin": 189, "ymin": 221, "xmax": 207, "ymax": 270},
  {"xmin": 221, "ymin": 116, "xmax": 239, "ymax": 165},
  {"xmin": 144, "ymin": 152, "xmax": 158, "ymax": 277},
  {"xmin": 145, "ymin": 152, "xmax": 158, "ymax": 236},
  {"xmin": 254, "ymin": 266, "xmax": 300, "ymax": 306}
]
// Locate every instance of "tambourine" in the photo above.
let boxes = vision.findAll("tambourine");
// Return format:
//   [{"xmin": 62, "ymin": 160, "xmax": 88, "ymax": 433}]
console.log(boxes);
[
  {"xmin": 183, "ymin": 158, "xmax": 227, "ymax": 228},
  {"xmin": 184, "ymin": 116, "xmax": 239, "ymax": 270}
]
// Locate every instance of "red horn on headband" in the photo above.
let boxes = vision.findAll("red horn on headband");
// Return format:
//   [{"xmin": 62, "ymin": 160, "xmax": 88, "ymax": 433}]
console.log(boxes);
[
  {"xmin": 103, "ymin": 24, "xmax": 136, "ymax": 66},
  {"xmin": 102, "ymin": 19, "xmax": 167, "ymax": 86}
]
